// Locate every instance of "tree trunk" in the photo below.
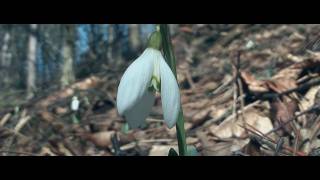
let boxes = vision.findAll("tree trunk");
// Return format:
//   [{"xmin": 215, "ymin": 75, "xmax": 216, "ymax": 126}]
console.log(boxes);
[
  {"xmin": 107, "ymin": 24, "xmax": 124, "ymax": 65},
  {"xmin": 0, "ymin": 30, "xmax": 11, "ymax": 89},
  {"xmin": 26, "ymin": 24, "xmax": 38, "ymax": 99},
  {"xmin": 60, "ymin": 24, "xmax": 76, "ymax": 88},
  {"xmin": 113, "ymin": 25, "xmax": 124, "ymax": 63},
  {"xmin": 169, "ymin": 24, "xmax": 180, "ymax": 36},
  {"xmin": 107, "ymin": 24, "xmax": 115, "ymax": 64},
  {"xmin": 128, "ymin": 24, "xmax": 141, "ymax": 55}
]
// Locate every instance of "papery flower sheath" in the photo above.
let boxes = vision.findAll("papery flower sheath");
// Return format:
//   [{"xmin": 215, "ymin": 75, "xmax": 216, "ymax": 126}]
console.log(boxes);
[{"xmin": 116, "ymin": 32, "xmax": 180, "ymax": 129}]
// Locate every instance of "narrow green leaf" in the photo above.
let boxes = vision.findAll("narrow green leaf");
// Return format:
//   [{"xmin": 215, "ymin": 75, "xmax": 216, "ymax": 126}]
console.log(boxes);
[
  {"xmin": 187, "ymin": 145, "xmax": 199, "ymax": 156},
  {"xmin": 121, "ymin": 123, "xmax": 130, "ymax": 134},
  {"xmin": 168, "ymin": 148, "xmax": 179, "ymax": 156}
]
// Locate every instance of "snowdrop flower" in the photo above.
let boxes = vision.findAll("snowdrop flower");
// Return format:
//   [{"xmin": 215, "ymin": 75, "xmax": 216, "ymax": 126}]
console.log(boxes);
[
  {"xmin": 71, "ymin": 96, "xmax": 80, "ymax": 111},
  {"xmin": 117, "ymin": 31, "xmax": 180, "ymax": 129},
  {"xmin": 245, "ymin": 40, "xmax": 255, "ymax": 50}
]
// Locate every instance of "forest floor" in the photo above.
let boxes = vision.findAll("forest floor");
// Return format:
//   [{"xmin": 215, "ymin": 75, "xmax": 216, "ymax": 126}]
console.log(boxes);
[{"xmin": 1, "ymin": 24, "xmax": 320, "ymax": 156}]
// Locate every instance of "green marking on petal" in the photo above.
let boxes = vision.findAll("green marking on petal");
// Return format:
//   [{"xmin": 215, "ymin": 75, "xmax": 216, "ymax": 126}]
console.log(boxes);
[{"xmin": 149, "ymin": 75, "xmax": 161, "ymax": 92}]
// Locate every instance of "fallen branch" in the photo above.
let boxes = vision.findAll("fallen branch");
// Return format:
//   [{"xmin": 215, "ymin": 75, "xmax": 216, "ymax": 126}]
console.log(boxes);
[
  {"xmin": 265, "ymin": 105, "xmax": 320, "ymax": 136},
  {"xmin": 0, "ymin": 150, "xmax": 39, "ymax": 156},
  {"xmin": 240, "ymin": 123, "xmax": 306, "ymax": 156},
  {"xmin": 0, "ymin": 113, "xmax": 11, "ymax": 127},
  {"xmin": 259, "ymin": 77, "xmax": 320, "ymax": 100}
]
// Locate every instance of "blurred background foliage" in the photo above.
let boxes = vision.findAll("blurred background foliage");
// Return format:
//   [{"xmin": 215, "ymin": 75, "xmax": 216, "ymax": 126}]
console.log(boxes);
[{"xmin": 0, "ymin": 24, "xmax": 156, "ymax": 108}]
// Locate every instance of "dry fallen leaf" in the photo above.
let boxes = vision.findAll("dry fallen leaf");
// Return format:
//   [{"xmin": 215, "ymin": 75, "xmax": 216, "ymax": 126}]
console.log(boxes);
[
  {"xmin": 300, "ymin": 86, "xmax": 320, "ymax": 111},
  {"xmin": 39, "ymin": 146, "xmax": 57, "ymax": 156},
  {"xmin": 83, "ymin": 131, "xmax": 115, "ymax": 148},
  {"xmin": 149, "ymin": 145, "xmax": 178, "ymax": 156},
  {"xmin": 186, "ymin": 137, "xmax": 199, "ymax": 144},
  {"xmin": 240, "ymin": 71, "xmax": 269, "ymax": 93},
  {"xmin": 167, "ymin": 122, "xmax": 192, "ymax": 137},
  {"xmin": 297, "ymin": 86, "xmax": 320, "ymax": 127},
  {"xmin": 201, "ymin": 139, "xmax": 250, "ymax": 156},
  {"xmin": 270, "ymin": 97, "xmax": 299, "ymax": 136},
  {"xmin": 191, "ymin": 107, "xmax": 212, "ymax": 127},
  {"xmin": 56, "ymin": 142, "xmax": 73, "ymax": 156},
  {"xmin": 210, "ymin": 107, "xmax": 273, "ymax": 139},
  {"xmin": 53, "ymin": 107, "xmax": 69, "ymax": 115}
]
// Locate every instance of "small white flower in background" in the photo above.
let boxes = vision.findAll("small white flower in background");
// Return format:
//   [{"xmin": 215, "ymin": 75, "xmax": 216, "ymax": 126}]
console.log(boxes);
[
  {"xmin": 117, "ymin": 31, "xmax": 180, "ymax": 129},
  {"xmin": 245, "ymin": 40, "xmax": 255, "ymax": 50},
  {"xmin": 71, "ymin": 96, "xmax": 80, "ymax": 111}
]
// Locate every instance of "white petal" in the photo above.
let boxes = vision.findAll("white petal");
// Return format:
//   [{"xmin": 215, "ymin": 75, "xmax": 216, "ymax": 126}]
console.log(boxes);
[
  {"xmin": 159, "ymin": 56, "xmax": 181, "ymax": 129},
  {"xmin": 124, "ymin": 91, "xmax": 155, "ymax": 128},
  {"xmin": 71, "ymin": 99, "xmax": 80, "ymax": 111},
  {"xmin": 117, "ymin": 48, "xmax": 156, "ymax": 116}
]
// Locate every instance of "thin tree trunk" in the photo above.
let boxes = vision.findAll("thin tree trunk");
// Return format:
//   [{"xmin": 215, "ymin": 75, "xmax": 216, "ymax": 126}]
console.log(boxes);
[
  {"xmin": 26, "ymin": 24, "xmax": 38, "ymax": 99},
  {"xmin": 60, "ymin": 24, "xmax": 76, "ymax": 88},
  {"xmin": 107, "ymin": 24, "xmax": 124, "ymax": 65},
  {"xmin": 128, "ymin": 24, "xmax": 141, "ymax": 55},
  {"xmin": 39, "ymin": 24, "xmax": 56, "ymax": 85},
  {"xmin": 107, "ymin": 24, "xmax": 115, "ymax": 64},
  {"xmin": 169, "ymin": 24, "xmax": 179, "ymax": 36},
  {"xmin": 0, "ymin": 31, "xmax": 11, "ymax": 89},
  {"xmin": 114, "ymin": 25, "xmax": 124, "ymax": 63},
  {"xmin": 12, "ymin": 25, "xmax": 28, "ymax": 89}
]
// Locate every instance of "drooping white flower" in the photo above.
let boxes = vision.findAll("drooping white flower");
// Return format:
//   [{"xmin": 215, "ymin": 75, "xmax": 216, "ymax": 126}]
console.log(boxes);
[
  {"xmin": 116, "ymin": 45, "xmax": 180, "ymax": 129},
  {"xmin": 71, "ymin": 96, "xmax": 80, "ymax": 111},
  {"xmin": 245, "ymin": 40, "xmax": 255, "ymax": 50}
]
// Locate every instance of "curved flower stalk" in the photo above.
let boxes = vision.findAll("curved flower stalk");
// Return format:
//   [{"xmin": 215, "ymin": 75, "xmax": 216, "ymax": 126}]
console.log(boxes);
[{"xmin": 116, "ymin": 31, "xmax": 181, "ymax": 129}]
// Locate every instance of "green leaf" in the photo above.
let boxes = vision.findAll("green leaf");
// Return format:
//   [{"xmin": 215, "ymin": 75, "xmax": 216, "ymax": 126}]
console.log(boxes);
[
  {"xmin": 168, "ymin": 148, "xmax": 179, "ymax": 156},
  {"xmin": 121, "ymin": 123, "xmax": 130, "ymax": 134},
  {"xmin": 83, "ymin": 96, "xmax": 91, "ymax": 106},
  {"xmin": 71, "ymin": 114, "xmax": 79, "ymax": 124},
  {"xmin": 14, "ymin": 106, "xmax": 20, "ymax": 115},
  {"xmin": 187, "ymin": 145, "xmax": 199, "ymax": 156}
]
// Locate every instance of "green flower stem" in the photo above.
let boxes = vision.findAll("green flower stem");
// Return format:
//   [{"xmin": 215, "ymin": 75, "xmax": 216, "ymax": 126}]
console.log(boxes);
[{"xmin": 159, "ymin": 24, "xmax": 188, "ymax": 156}]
